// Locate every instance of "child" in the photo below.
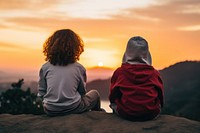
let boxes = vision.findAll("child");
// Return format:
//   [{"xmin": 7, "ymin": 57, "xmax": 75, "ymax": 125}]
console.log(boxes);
[
  {"xmin": 38, "ymin": 29, "xmax": 102, "ymax": 116},
  {"xmin": 109, "ymin": 36, "xmax": 164, "ymax": 121}
]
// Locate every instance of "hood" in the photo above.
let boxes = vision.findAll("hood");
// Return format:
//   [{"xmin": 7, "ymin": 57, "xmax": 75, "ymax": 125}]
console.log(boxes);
[
  {"xmin": 121, "ymin": 63, "xmax": 155, "ymax": 83},
  {"xmin": 122, "ymin": 36, "xmax": 152, "ymax": 65}
]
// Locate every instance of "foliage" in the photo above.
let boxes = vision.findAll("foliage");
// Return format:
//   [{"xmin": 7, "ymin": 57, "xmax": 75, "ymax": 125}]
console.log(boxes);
[{"xmin": 0, "ymin": 79, "xmax": 44, "ymax": 115}]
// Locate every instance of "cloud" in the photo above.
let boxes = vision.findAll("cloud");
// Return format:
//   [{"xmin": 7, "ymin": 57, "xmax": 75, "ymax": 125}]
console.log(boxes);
[
  {"xmin": 84, "ymin": 37, "xmax": 111, "ymax": 43},
  {"xmin": 178, "ymin": 5, "xmax": 200, "ymax": 14},
  {"xmin": 0, "ymin": 0, "xmax": 32, "ymax": 10},
  {"xmin": 177, "ymin": 25, "xmax": 200, "ymax": 31},
  {"xmin": 0, "ymin": 0, "xmax": 170, "ymax": 22},
  {"xmin": 0, "ymin": 0, "xmax": 156, "ymax": 20},
  {"xmin": 54, "ymin": 0, "xmax": 155, "ymax": 19},
  {"xmin": 0, "ymin": 0, "xmax": 60, "ymax": 10},
  {"xmin": 121, "ymin": 0, "xmax": 200, "ymax": 31},
  {"xmin": 0, "ymin": 0, "xmax": 199, "ymax": 47},
  {"xmin": 0, "ymin": 24, "xmax": 8, "ymax": 29},
  {"xmin": 0, "ymin": 42, "xmax": 27, "ymax": 51},
  {"xmin": 0, "ymin": 0, "xmax": 199, "ymax": 55},
  {"xmin": 0, "ymin": 29, "xmax": 48, "ymax": 49},
  {"xmin": 0, "ymin": 0, "xmax": 198, "ymax": 32}
]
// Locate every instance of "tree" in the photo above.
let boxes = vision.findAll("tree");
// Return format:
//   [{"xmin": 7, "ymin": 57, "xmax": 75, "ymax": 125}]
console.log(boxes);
[
  {"xmin": 11, "ymin": 79, "xmax": 24, "ymax": 89},
  {"xmin": 0, "ymin": 79, "xmax": 44, "ymax": 115}
]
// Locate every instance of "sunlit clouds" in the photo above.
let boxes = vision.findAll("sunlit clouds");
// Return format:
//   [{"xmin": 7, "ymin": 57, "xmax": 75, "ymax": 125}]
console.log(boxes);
[
  {"xmin": 0, "ymin": 29, "xmax": 48, "ymax": 49},
  {"xmin": 177, "ymin": 25, "xmax": 200, "ymax": 31},
  {"xmin": 55, "ymin": 0, "xmax": 155, "ymax": 19},
  {"xmin": 0, "ymin": 0, "xmax": 200, "ymax": 72}
]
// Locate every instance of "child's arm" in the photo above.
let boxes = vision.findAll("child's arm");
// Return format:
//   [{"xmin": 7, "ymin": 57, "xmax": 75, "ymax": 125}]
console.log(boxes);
[
  {"xmin": 37, "ymin": 68, "xmax": 47, "ymax": 98},
  {"xmin": 77, "ymin": 69, "xmax": 87, "ymax": 96},
  {"xmin": 109, "ymin": 69, "xmax": 122, "ymax": 103},
  {"xmin": 77, "ymin": 81, "xmax": 86, "ymax": 96},
  {"xmin": 154, "ymin": 71, "xmax": 164, "ymax": 107},
  {"xmin": 109, "ymin": 87, "xmax": 122, "ymax": 103}
]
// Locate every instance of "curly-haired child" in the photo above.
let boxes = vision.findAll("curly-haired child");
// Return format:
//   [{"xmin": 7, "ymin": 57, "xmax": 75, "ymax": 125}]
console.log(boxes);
[
  {"xmin": 109, "ymin": 36, "xmax": 164, "ymax": 121},
  {"xmin": 38, "ymin": 29, "xmax": 103, "ymax": 116}
]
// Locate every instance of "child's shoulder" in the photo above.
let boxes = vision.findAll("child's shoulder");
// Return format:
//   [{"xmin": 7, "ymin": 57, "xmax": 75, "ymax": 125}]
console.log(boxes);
[
  {"xmin": 70, "ymin": 62, "xmax": 86, "ymax": 72},
  {"xmin": 73, "ymin": 62, "xmax": 84, "ymax": 67},
  {"xmin": 40, "ymin": 62, "xmax": 86, "ymax": 72},
  {"xmin": 39, "ymin": 62, "xmax": 51, "ymax": 72},
  {"xmin": 73, "ymin": 62, "xmax": 85, "ymax": 68},
  {"xmin": 113, "ymin": 67, "xmax": 123, "ymax": 75},
  {"xmin": 41, "ymin": 62, "xmax": 51, "ymax": 68}
]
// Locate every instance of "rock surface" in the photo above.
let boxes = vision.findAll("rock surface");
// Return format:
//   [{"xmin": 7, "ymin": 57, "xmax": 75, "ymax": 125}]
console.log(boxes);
[{"xmin": 0, "ymin": 111, "xmax": 200, "ymax": 133}]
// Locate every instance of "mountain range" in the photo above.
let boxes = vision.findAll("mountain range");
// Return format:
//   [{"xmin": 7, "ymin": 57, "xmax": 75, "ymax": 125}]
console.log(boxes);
[
  {"xmin": 159, "ymin": 61, "xmax": 200, "ymax": 121},
  {"xmin": 86, "ymin": 66, "xmax": 114, "ymax": 82}
]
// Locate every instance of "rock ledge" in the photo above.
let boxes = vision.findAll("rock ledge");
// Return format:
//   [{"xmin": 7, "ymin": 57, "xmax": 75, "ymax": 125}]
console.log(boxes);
[{"xmin": 0, "ymin": 111, "xmax": 200, "ymax": 133}]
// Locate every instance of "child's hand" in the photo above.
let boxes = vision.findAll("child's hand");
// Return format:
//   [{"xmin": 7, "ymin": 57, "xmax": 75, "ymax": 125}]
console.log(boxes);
[{"xmin": 36, "ymin": 97, "xmax": 43, "ymax": 103}]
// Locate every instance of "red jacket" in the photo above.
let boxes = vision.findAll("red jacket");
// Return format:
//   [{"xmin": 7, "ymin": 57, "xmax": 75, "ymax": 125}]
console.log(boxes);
[{"xmin": 109, "ymin": 63, "xmax": 164, "ymax": 121}]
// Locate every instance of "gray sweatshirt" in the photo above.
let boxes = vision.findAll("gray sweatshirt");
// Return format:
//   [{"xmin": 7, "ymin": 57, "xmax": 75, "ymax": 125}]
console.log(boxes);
[{"xmin": 38, "ymin": 62, "xmax": 86, "ymax": 112}]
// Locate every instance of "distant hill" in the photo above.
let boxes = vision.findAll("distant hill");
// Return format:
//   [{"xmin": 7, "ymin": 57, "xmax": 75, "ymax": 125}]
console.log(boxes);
[
  {"xmin": 86, "ymin": 66, "xmax": 114, "ymax": 82},
  {"xmin": 159, "ymin": 61, "xmax": 200, "ymax": 121},
  {"xmin": 86, "ymin": 61, "xmax": 200, "ymax": 121},
  {"xmin": 0, "ymin": 71, "xmax": 38, "ymax": 83},
  {"xmin": 86, "ymin": 78, "xmax": 110, "ymax": 100}
]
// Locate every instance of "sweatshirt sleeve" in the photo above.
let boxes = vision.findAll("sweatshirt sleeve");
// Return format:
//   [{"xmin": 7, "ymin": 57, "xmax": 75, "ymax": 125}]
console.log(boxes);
[
  {"xmin": 37, "ymin": 68, "xmax": 47, "ymax": 98},
  {"xmin": 154, "ymin": 71, "xmax": 164, "ymax": 107},
  {"xmin": 77, "ymin": 66, "xmax": 87, "ymax": 96},
  {"xmin": 109, "ymin": 69, "xmax": 122, "ymax": 103}
]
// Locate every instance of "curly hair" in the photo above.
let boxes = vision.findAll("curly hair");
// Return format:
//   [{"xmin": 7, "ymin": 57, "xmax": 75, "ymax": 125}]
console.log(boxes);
[{"xmin": 43, "ymin": 29, "xmax": 84, "ymax": 65}]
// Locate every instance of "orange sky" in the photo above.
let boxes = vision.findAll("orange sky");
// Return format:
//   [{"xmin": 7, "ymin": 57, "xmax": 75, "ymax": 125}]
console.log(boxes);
[{"xmin": 0, "ymin": 0, "xmax": 200, "ymax": 73}]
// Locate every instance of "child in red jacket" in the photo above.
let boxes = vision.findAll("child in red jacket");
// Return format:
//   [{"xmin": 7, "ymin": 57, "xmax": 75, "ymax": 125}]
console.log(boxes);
[{"xmin": 109, "ymin": 36, "xmax": 164, "ymax": 121}]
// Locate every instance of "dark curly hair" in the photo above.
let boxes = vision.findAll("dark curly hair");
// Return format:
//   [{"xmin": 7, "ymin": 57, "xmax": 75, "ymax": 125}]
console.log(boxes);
[{"xmin": 43, "ymin": 29, "xmax": 84, "ymax": 65}]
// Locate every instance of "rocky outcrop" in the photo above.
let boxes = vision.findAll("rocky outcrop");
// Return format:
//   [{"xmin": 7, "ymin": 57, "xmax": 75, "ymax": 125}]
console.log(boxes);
[{"xmin": 0, "ymin": 111, "xmax": 200, "ymax": 133}]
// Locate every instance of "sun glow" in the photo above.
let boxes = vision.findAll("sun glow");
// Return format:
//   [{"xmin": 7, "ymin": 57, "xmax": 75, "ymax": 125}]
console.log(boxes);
[{"xmin": 98, "ymin": 61, "xmax": 104, "ymax": 67}]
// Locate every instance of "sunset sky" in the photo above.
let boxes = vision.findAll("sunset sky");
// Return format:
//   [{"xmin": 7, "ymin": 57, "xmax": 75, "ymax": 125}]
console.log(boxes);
[{"xmin": 0, "ymin": 0, "xmax": 200, "ymax": 73}]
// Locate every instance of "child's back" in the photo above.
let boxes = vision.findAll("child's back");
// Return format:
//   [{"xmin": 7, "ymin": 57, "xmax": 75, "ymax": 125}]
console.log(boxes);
[
  {"xmin": 39, "ymin": 62, "xmax": 86, "ymax": 112},
  {"xmin": 38, "ymin": 29, "xmax": 103, "ymax": 116},
  {"xmin": 109, "ymin": 36, "xmax": 164, "ymax": 121}
]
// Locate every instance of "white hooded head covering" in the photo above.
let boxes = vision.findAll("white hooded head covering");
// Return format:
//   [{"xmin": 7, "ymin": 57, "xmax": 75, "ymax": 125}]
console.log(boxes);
[{"xmin": 122, "ymin": 36, "xmax": 152, "ymax": 65}]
